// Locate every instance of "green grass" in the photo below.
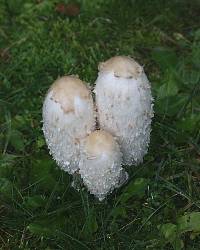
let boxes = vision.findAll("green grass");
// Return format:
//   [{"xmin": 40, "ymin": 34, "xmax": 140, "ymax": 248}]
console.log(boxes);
[{"xmin": 0, "ymin": 0, "xmax": 200, "ymax": 249}]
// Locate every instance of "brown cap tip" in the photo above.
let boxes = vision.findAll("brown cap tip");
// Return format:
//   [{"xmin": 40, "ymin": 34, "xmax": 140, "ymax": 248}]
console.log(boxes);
[
  {"xmin": 84, "ymin": 130, "xmax": 117, "ymax": 156},
  {"xmin": 98, "ymin": 56, "xmax": 142, "ymax": 79},
  {"xmin": 49, "ymin": 75, "xmax": 91, "ymax": 113}
]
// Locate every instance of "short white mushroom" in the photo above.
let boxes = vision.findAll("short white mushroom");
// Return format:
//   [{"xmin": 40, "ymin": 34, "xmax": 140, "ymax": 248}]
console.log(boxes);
[
  {"xmin": 79, "ymin": 130, "xmax": 128, "ymax": 201},
  {"xmin": 42, "ymin": 75, "xmax": 95, "ymax": 174},
  {"xmin": 94, "ymin": 56, "xmax": 154, "ymax": 166}
]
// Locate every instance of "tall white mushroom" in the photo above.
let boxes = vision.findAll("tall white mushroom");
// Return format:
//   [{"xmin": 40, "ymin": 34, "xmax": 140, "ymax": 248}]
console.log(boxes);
[
  {"xmin": 94, "ymin": 56, "xmax": 154, "ymax": 166},
  {"xmin": 79, "ymin": 130, "xmax": 128, "ymax": 201},
  {"xmin": 42, "ymin": 75, "xmax": 95, "ymax": 174}
]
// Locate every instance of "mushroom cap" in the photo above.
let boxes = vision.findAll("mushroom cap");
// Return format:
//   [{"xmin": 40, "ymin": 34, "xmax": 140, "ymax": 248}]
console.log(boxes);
[
  {"xmin": 98, "ymin": 56, "xmax": 143, "ymax": 79},
  {"xmin": 43, "ymin": 75, "xmax": 95, "ymax": 174},
  {"xmin": 79, "ymin": 130, "xmax": 127, "ymax": 201},
  {"xmin": 49, "ymin": 75, "xmax": 91, "ymax": 113},
  {"xmin": 84, "ymin": 130, "xmax": 117, "ymax": 156},
  {"xmin": 95, "ymin": 56, "xmax": 154, "ymax": 166}
]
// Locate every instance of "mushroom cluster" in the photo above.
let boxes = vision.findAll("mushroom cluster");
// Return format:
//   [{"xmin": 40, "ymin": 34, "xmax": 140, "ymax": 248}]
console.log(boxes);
[{"xmin": 42, "ymin": 56, "xmax": 153, "ymax": 201}]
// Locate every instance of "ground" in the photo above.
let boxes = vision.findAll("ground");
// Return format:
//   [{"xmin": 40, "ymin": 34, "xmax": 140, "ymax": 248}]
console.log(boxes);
[{"xmin": 0, "ymin": 0, "xmax": 200, "ymax": 249}]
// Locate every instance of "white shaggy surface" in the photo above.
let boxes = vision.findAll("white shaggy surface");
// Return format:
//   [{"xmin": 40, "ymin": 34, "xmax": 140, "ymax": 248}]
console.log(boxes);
[
  {"xmin": 95, "ymin": 58, "xmax": 154, "ymax": 166},
  {"xmin": 42, "ymin": 56, "xmax": 153, "ymax": 200},
  {"xmin": 79, "ymin": 130, "xmax": 128, "ymax": 201},
  {"xmin": 42, "ymin": 77, "xmax": 95, "ymax": 174}
]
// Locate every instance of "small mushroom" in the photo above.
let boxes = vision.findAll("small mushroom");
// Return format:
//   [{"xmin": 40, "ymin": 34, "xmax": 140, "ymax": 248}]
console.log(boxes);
[
  {"xmin": 42, "ymin": 75, "xmax": 95, "ymax": 174},
  {"xmin": 94, "ymin": 56, "xmax": 154, "ymax": 165},
  {"xmin": 79, "ymin": 130, "xmax": 128, "ymax": 201}
]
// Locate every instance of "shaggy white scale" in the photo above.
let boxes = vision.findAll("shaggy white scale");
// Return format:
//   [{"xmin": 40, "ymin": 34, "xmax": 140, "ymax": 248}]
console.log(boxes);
[
  {"xmin": 42, "ymin": 56, "xmax": 153, "ymax": 200},
  {"xmin": 95, "ymin": 56, "xmax": 154, "ymax": 165},
  {"xmin": 42, "ymin": 75, "xmax": 95, "ymax": 174}
]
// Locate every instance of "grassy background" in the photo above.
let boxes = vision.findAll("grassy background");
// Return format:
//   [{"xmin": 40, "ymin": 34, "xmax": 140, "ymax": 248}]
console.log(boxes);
[{"xmin": 0, "ymin": 0, "xmax": 200, "ymax": 249}]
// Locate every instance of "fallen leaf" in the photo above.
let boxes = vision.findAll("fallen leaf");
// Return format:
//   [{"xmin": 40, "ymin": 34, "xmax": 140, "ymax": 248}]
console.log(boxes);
[
  {"xmin": 65, "ymin": 3, "xmax": 80, "ymax": 17},
  {"xmin": 55, "ymin": 3, "xmax": 80, "ymax": 17},
  {"xmin": 55, "ymin": 3, "xmax": 66, "ymax": 14}
]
